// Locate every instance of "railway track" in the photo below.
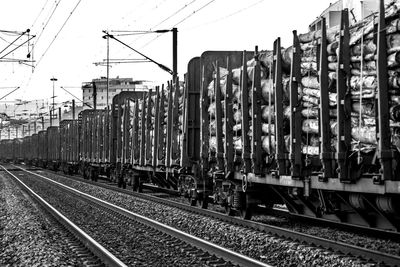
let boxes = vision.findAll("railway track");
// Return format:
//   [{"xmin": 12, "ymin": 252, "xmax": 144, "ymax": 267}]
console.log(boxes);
[
  {"xmin": 13, "ymin": 164, "xmax": 400, "ymax": 266},
  {"xmin": 1, "ymin": 165, "xmax": 126, "ymax": 267},
  {"xmin": 5, "ymin": 164, "xmax": 270, "ymax": 267}
]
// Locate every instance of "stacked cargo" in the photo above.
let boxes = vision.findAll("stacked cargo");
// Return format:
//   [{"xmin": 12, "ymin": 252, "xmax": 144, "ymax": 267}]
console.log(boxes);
[
  {"xmin": 207, "ymin": 52, "xmax": 292, "ymax": 162},
  {"xmin": 347, "ymin": 6, "xmax": 400, "ymax": 152},
  {"xmin": 296, "ymin": 0, "xmax": 400, "ymax": 155},
  {"xmin": 298, "ymin": 27, "xmax": 338, "ymax": 156}
]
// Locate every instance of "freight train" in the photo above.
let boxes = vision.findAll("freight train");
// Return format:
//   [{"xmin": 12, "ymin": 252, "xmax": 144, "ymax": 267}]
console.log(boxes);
[{"xmin": 1, "ymin": 0, "xmax": 400, "ymax": 232}]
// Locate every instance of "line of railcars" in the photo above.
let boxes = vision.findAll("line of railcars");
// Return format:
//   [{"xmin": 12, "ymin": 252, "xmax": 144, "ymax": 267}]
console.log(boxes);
[{"xmin": 1, "ymin": 1, "xmax": 400, "ymax": 231}]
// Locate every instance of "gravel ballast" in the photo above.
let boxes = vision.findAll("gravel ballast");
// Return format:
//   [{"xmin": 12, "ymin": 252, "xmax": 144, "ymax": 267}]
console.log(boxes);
[
  {"xmin": 0, "ymin": 172, "xmax": 86, "ymax": 267},
  {"xmin": 30, "ymin": 169, "xmax": 384, "ymax": 266},
  {"xmin": 19, "ymin": 173, "xmax": 219, "ymax": 267}
]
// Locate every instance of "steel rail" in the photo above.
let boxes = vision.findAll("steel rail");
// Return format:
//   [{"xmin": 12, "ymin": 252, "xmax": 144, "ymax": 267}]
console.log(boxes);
[
  {"xmin": 19, "ymin": 166, "xmax": 400, "ymax": 266},
  {"xmin": 16, "ymin": 166, "xmax": 271, "ymax": 267},
  {"xmin": 1, "ymin": 165, "xmax": 127, "ymax": 267}
]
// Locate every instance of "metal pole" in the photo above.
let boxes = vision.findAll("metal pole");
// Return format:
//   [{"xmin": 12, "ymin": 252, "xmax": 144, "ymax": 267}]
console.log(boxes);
[
  {"xmin": 41, "ymin": 116, "xmax": 44, "ymax": 130},
  {"xmin": 93, "ymin": 81, "xmax": 97, "ymax": 110},
  {"xmin": 72, "ymin": 99, "xmax": 76, "ymax": 120},
  {"xmin": 172, "ymin": 28, "xmax": 178, "ymax": 83},
  {"xmin": 8, "ymin": 127, "xmax": 10, "ymax": 139},
  {"xmin": 16, "ymin": 125, "xmax": 18, "ymax": 138},
  {"xmin": 58, "ymin": 107, "xmax": 62, "ymax": 125},
  {"xmin": 34, "ymin": 121, "xmax": 36, "ymax": 134},
  {"xmin": 106, "ymin": 35, "xmax": 109, "ymax": 112},
  {"xmin": 50, "ymin": 108, "xmax": 52, "ymax": 126},
  {"xmin": 22, "ymin": 125, "xmax": 25, "ymax": 138}
]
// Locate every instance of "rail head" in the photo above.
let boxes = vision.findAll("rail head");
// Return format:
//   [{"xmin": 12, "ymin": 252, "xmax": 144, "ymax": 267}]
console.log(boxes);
[
  {"xmin": 16, "ymin": 165, "xmax": 271, "ymax": 267},
  {"xmin": 1, "ymin": 165, "xmax": 127, "ymax": 267}
]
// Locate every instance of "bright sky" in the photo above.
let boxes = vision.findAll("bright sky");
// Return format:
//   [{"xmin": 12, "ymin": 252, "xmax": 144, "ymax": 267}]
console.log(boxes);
[{"xmin": 0, "ymin": 0, "xmax": 334, "ymax": 105}]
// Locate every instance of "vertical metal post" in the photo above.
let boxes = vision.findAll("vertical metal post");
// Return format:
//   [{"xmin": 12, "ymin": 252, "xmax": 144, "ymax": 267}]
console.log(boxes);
[
  {"xmin": 224, "ymin": 57, "xmax": 234, "ymax": 173},
  {"xmin": 289, "ymin": 30, "xmax": 303, "ymax": 178},
  {"xmin": 153, "ymin": 86, "xmax": 160, "ymax": 168},
  {"xmin": 106, "ymin": 35, "xmax": 110, "ymax": 112},
  {"xmin": 50, "ymin": 108, "xmax": 52, "ymax": 127},
  {"xmin": 8, "ymin": 127, "xmax": 10, "ymax": 139},
  {"xmin": 377, "ymin": 0, "xmax": 393, "ymax": 181},
  {"xmin": 336, "ymin": 9, "xmax": 352, "ymax": 182},
  {"xmin": 172, "ymin": 28, "xmax": 178, "ymax": 83},
  {"xmin": 166, "ymin": 81, "xmax": 173, "ymax": 167},
  {"xmin": 33, "ymin": 121, "xmax": 36, "ymax": 134},
  {"xmin": 41, "ymin": 117, "xmax": 44, "ymax": 131},
  {"xmin": 22, "ymin": 125, "xmax": 25, "ymax": 138},
  {"xmin": 93, "ymin": 82, "xmax": 97, "ymax": 110},
  {"xmin": 274, "ymin": 38, "xmax": 288, "ymax": 175},
  {"xmin": 72, "ymin": 99, "xmax": 76, "ymax": 120},
  {"xmin": 140, "ymin": 94, "xmax": 146, "ymax": 166},
  {"xmin": 215, "ymin": 61, "xmax": 224, "ymax": 170},
  {"xmin": 16, "ymin": 125, "xmax": 18, "ymax": 138},
  {"xmin": 157, "ymin": 85, "xmax": 166, "ymax": 165},
  {"xmin": 58, "ymin": 107, "xmax": 62, "ymax": 125},
  {"xmin": 251, "ymin": 46, "xmax": 262, "ymax": 175},
  {"xmin": 319, "ymin": 17, "xmax": 333, "ymax": 180},
  {"xmin": 241, "ymin": 51, "xmax": 251, "ymax": 173},
  {"xmin": 145, "ymin": 89, "xmax": 152, "ymax": 164}
]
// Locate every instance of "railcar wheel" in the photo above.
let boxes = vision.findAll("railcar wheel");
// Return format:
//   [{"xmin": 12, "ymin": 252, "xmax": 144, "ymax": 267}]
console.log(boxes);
[
  {"xmin": 225, "ymin": 206, "xmax": 235, "ymax": 216},
  {"xmin": 239, "ymin": 207, "xmax": 252, "ymax": 220},
  {"xmin": 197, "ymin": 197, "xmax": 208, "ymax": 209}
]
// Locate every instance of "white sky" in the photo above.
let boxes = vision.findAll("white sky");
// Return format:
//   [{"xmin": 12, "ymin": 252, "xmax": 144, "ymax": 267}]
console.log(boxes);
[{"xmin": 0, "ymin": 0, "xmax": 334, "ymax": 105}]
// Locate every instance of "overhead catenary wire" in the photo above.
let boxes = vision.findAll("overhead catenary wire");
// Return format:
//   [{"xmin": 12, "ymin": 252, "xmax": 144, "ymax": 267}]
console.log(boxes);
[
  {"xmin": 140, "ymin": 0, "xmax": 217, "ymax": 49},
  {"xmin": 31, "ymin": 0, "xmax": 51, "ymax": 29},
  {"xmin": 36, "ymin": 0, "xmax": 82, "ymax": 67},
  {"xmin": 34, "ymin": 0, "xmax": 62, "ymax": 46},
  {"xmin": 182, "ymin": 0, "xmax": 265, "ymax": 31}
]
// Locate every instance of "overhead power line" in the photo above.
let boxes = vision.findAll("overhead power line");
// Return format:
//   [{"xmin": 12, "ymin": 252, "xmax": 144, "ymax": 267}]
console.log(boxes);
[
  {"xmin": 35, "ymin": 0, "xmax": 62, "ymax": 45},
  {"xmin": 31, "ymin": 0, "xmax": 51, "ymax": 29},
  {"xmin": 36, "ymin": 0, "xmax": 82, "ymax": 67},
  {"xmin": 140, "ymin": 0, "xmax": 217, "ymax": 49},
  {"xmin": 183, "ymin": 0, "xmax": 265, "ymax": 31}
]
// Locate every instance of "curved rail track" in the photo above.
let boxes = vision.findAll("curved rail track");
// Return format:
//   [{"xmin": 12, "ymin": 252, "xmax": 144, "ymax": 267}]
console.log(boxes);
[
  {"xmin": 12, "ymin": 165, "xmax": 400, "ymax": 266},
  {"xmin": 1, "ymin": 165, "xmax": 127, "ymax": 267},
  {"xmin": 6, "ymin": 164, "xmax": 271, "ymax": 267}
]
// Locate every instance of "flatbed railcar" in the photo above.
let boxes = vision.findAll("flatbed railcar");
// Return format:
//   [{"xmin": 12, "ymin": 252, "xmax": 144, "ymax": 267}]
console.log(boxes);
[{"xmin": 2, "ymin": 0, "xmax": 400, "ymax": 232}]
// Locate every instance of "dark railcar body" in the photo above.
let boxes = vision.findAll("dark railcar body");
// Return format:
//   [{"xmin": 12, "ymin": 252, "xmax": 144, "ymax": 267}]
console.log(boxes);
[
  {"xmin": 60, "ymin": 119, "xmax": 80, "ymax": 174},
  {"xmin": 47, "ymin": 126, "xmax": 61, "ymax": 171}
]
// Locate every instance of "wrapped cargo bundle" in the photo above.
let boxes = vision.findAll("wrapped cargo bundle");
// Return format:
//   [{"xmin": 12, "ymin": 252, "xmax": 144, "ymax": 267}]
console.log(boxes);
[
  {"xmin": 298, "ymin": 28, "xmax": 338, "ymax": 155},
  {"xmin": 346, "ymin": 1, "xmax": 400, "ymax": 152},
  {"xmin": 207, "ymin": 51, "xmax": 292, "ymax": 159},
  {"xmin": 295, "ymin": 0, "xmax": 400, "ymax": 155}
]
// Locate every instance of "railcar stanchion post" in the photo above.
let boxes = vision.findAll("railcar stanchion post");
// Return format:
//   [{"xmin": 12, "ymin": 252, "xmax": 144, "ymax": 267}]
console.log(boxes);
[
  {"xmin": 157, "ymin": 85, "xmax": 166, "ymax": 166},
  {"xmin": 251, "ymin": 46, "xmax": 262, "ymax": 175},
  {"xmin": 273, "ymin": 38, "xmax": 288, "ymax": 175},
  {"xmin": 166, "ymin": 81, "xmax": 173, "ymax": 167},
  {"xmin": 140, "ymin": 93, "xmax": 146, "ymax": 166},
  {"xmin": 224, "ymin": 57, "xmax": 234, "ymax": 174},
  {"xmin": 171, "ymin": 76, "xmax": 180, "ymax": 165},
  {"xmin": 336, "ymin": 9, "xmax": 351, "ymax": 182},
  {"xmin": 241, "ymin": 51, "xmax": 251, "ymax": 174},
  {"xmin": 376, "ymin": 0, "xmax": 393, "ymax": 181},
  {"xmin": 215, "ymin": 61, "xmax": 224, "ymax": 171},
  {"xmin": 145, "ymin": 89, "xmax": 153, "ymax": 165},
  {"xmin": 153, "ymin": 86, "xmax": 160, "ymax": 169},
  {"xmin": 289, "ymin": 30, "xmax": 303, "ymax": 178},
  {"xmin": 319, "ymin": 17, "xmax": 333, "ymax": 180},
  {"xmin": 132, "ymin": 97, "xmax": 140, "ymax": 164}
]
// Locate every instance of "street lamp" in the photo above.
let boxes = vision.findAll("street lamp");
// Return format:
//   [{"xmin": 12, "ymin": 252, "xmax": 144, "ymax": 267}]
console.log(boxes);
[{"xmin": 50, "ymin": 77, "xmax": 57, "ymax": 126}]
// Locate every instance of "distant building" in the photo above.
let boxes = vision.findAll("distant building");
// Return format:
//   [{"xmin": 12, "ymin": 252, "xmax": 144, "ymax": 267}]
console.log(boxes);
[
  {"xmin": 81, "ymin": 76, "xmax": 153, "ymax": 110},
  {"xmin": 309, "ymin": 0, "xmax": 382, "ymax": 31}
]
